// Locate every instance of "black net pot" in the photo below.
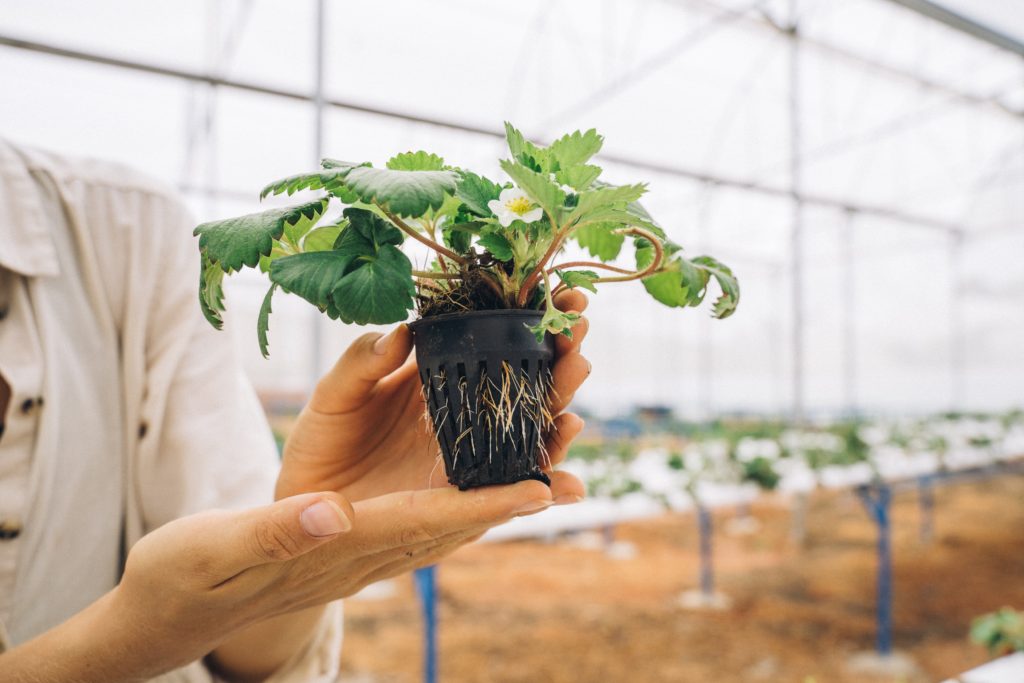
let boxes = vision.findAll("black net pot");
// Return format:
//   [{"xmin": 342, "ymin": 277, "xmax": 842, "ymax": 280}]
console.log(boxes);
[{"xmin": 409, "ymin": 309, "xmax": 555, "ymax": 490}]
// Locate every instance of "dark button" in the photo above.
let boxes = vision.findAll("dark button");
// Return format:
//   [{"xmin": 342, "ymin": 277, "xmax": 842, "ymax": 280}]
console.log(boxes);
[
  {"xmin": 0, "ymin": 306, "xmax": 8, "ymax": 321},
  {"xmin": 36, "ymin": 396, "xmax": 44, "ymax": 408},
  {"xmin": 0, "ymin": 518, "xmax": 21, "ymax": 541},
  {"xmin": 20, "ymin": 398, "xmax": 35, "ymax": 414},
  {"xmin": 138, "ymin": 421, "xmax": 148, "ymax": 439}
]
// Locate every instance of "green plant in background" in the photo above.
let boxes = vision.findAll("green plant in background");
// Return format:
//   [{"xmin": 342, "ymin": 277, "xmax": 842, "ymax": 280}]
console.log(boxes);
[
  {"xmin": 194, "ymin": 123, "xmax": 739, "ymax": 354},
  {"xmin": 971, "ymin": 608, "xmax": 1024, "ymax": 655},
  {"xmin": 741, "ymin": 456, "xmax": 781, "ymax": 491}
]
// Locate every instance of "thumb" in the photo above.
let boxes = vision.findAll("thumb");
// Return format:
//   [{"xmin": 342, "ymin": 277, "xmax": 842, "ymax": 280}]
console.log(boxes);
[
  {"xmin": 310, "ymin": 325, "xmax": 413, "ymax": 413},
  {"xmin": 222, "ymin": 492, "xmax": 355, "ymax": 573}
]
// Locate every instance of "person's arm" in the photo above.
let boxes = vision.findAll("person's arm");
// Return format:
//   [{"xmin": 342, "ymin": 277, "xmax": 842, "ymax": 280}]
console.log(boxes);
[
  {"xmin": 0, "ymin": 483, "xmax": 554, "ymax": 683},
  {"xmin": 204, "ymin": 607, "xmax": 327, "ymax": 682}
]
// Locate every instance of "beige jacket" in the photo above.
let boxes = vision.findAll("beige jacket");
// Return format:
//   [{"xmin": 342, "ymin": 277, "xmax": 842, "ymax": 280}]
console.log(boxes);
[{"xmin": 0, "ymin": 139, "xmax": 342, "ymax": 681}]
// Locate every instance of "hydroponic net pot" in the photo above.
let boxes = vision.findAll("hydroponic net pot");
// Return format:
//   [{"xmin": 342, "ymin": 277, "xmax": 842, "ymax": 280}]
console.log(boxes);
[{"xmin": 409, "ymin": 309, "xmax": 555, "ymax": 490}]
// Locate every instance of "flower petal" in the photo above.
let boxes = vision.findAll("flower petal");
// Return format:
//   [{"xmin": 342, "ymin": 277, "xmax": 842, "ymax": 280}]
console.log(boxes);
[
  {"xmin": 522, "ymin": 207, "xmax": 544, "ymax": 224},
  {"xmin": 497, "ymin": 211, "xmax": 515, "ymax": 228},
  {"xmin": 498, "ymin": 187, "xmax": 522, "ymax": 203},
  {"xmin": 487, "ymin": 199, "xmax": 503, "ymax": 215}
]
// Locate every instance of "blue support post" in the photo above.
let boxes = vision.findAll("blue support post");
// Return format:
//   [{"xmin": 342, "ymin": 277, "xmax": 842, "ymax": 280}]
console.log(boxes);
[
  {"xmin": 857, "ymin": 483, "xmax": 893, "ymax": 656},
  {"xmin": 698, "ymin": 505, "xmax": 714, "ymax": 596},
  {"xmin": 918, "ymin": 474, "xmax": 935, "ymax": 543},
  {"xmin": 602, "ymin": 523, "xmax": 616, "ymax": 548},
  {"xmin": 414, "ymin": 565, "xmax": 438, "ymax": 683}
]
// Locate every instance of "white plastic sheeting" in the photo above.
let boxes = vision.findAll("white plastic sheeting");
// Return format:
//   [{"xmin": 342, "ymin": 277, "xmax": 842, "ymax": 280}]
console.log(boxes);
[{"xmin": 1, "ymin": 0, "xmax": 1021, "ymax": 416}]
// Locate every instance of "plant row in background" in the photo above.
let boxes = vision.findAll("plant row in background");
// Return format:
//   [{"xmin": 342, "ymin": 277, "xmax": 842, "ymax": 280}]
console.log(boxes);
[{"xmin": 564, "ymin": 410, "xmax": 1024, "ymax": 505}]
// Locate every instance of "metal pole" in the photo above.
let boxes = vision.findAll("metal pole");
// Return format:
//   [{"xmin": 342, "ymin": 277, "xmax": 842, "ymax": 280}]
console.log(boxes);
[
  {"xmin": 857, "ymin": 483, "xmax": 893, "ymax": 656},
  {"xmin": 0, "ymin": 34, "xmax": 965, "ymax": 235},
  {"xmin": 309, "ymin": 0, "xmax": 326, "ymax": 389},
  {"xmin": 698, "ymin": 505, "xmax": 714, "ymax": 596},
  {"xmin": 917, "ymin": 474, "xmax": 935, "ymax": 543},
  {"xmin": 948, "ymin": 232, "xmax": 966, "ymax": 411},
  {"xmin": 788, "ymin": 1, "xmax": 804, "ymax": 423},
  {"xmin": 414, "ymin": 566, "xmax": 439, "ymax": 683},
  {"xmin": 697, "ymin": 184, "xmax": 714, "ymax": 421},
  {"xmin": 842, "ymin": 209, "xmax": 857, "ymax": 417}
]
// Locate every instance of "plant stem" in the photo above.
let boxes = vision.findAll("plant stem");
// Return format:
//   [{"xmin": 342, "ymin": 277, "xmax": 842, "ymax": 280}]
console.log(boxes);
[
  {"xmin": 590, "ymin": 227, "xmax": 665, "ymax": 283},
  {"xmin": 546, "ymin": 261, "xmax": 634, "ymax": 276},
  {"xmin": 478, "ymin": 270, "xmax": 507, "ymax": 300},
  {"xmin": 412, "ymin": 270, "xmax": 462, "ymax": 280},
  {"xmin": 381, "ymin": 207, "xmax": 467, "ymax": 265},
  {"xmin": 516, "ymin": 213, "xmax": 572, "ymax": 307}
]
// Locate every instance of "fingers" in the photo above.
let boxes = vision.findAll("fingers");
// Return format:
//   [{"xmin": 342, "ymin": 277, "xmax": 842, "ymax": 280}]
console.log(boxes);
[
  {"xmin": 553, "ymin": 289, "xmax": 589, "ymax": 314},
  {"xmin": 339, "ymin": 480, "xmax": 553, "ymax": 556},
  {"xmin": 554, "ymin": 311, "xmax": 589, "ymax": 356},
  {"xmin": 549, "ymin": 351, "xmax": 591, "ymax": 414},
  {"xmin": 211, "ymin": 491, "xmax": 355, "ymax": 575},
  {"xmin": 544, "ymin": 412, "xmax": 585, "ymax": 468},
  {"xmin": 548, "ymin": 470, "xmax": 586, "ymax": 505},
  {"xmin": 309, "ymin": 325, "xmax": 413, "ymax": 414}
]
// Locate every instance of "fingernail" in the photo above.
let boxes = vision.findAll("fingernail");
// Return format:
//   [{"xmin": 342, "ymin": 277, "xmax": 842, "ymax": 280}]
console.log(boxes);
[
  {"xmin": 301, "ymin": 500, "xmax": 351, "ymax": 537},
  {"xmin": 373, "ymin": 329, "xmax": 397, "ymax": 355},
  {"xmin": 554, "ymin": 494, "xmax": 583, "ymax": 506},
  {"xmin": 585, "ymin": 358, "xmax": 592, "ymax": 374},
  {"xmin": 514, "ymin": 500, "xmax": 553, "ymax": 517}
]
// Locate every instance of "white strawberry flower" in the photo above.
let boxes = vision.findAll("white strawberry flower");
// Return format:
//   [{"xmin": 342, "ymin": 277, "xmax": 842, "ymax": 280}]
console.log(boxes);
[{"xmin": 488, "ymin": 187, "xmax": 544, "ymax": 227}]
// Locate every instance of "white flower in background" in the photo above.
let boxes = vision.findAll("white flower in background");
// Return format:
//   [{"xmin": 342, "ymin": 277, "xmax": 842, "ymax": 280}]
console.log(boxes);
[{"xmin": 488, "ymin": 187, "xmax": 543, "ymax": 227}]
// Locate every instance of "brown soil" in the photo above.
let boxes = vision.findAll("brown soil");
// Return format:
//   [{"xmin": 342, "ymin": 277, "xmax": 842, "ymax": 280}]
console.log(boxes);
[
  {"xmin": 340, "ymin": 475, "xmax": 1024, "ymax": 682},
  {"xmin": 416, "ymin": 266, "xmax": 509, "ymax": 318}
]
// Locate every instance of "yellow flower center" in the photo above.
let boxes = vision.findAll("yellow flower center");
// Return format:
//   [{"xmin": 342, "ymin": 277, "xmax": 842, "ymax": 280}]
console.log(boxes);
[{"xmin": 505, "ymin": 196, "xmax": 533, "ymax": 215}]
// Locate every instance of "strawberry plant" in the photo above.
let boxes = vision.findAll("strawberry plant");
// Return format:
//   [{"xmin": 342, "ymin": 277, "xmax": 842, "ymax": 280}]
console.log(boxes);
[{"xmin": 195, "ymin": 123, "xmax": 739, "ymax": 488}]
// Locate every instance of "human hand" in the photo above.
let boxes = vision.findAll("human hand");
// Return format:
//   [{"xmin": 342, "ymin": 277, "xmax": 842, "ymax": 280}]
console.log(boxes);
[
  {"xmin": 276, "ymin": 289, "xmax": 592, "ymax": 504},
  {"xmin": 8, "ymin": 482, "xmax": 554, "ymax": 682}
]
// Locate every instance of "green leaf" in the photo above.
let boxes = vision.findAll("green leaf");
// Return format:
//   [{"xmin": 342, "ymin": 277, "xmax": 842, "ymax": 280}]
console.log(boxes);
[
  {"xmin": 637, "ymin": 241, "xmax": 706, "ymax": 308},
  {"xmin": 549, "ymin": 128, "xmax": 603, "ymax": 168},
  {"xmin": 270, "ymin": 207, "xmax": 416, "ymax": 324},
  {"xmin": 259, "ymin": 172, "xmax": 325, "ymax": 200},
  {"xmin": 443, "ymin": 224, "xmax": 473, "ymax": 253},
  {"xmin": 554, "ymin": 269, "xmax": 599, "ymax": 293},
  {"xmin": 528, "ymin": 308, "xmax": 581, "ymax": 342},
  {"xmin": 195, "ymin": 199, "xmax": 328, "ymax": 272},
  {"xmin": 338, "ymin": 166, "xmax": 459, "ymax": 218},
  {"xmin": 498, "ymin": 159, "xmax": 565, "ymax": 218},
  {"xmin": 331, "ymin": 246, "xmax": 416, "ymax": 325},
  {"xmin": 386, "ymin": 151, "xmax": 446, "ymax": 171},
  {"xmin": 302, "ymin": 223, "xmax": 345, "ymax": 252},
  {"xmin": 455, "ymin": 171, "xmax": 503, "ymax": 217},
  {"xmin": 321, "ymin": 158, "xmax": 362, "ymax": 169},
  {"xmin": 198, "ymin": 255, "xmax": 225, "ymax": 329},
  {"xmin": 270, "ymin": 251, "xmax": 353, "ymax": 319},
  {"xmin": 692, "ymin": 255, "xmax": 740, "ymax": 319},
  {"xmin": 575, "ymin": 222, "xmax": 625, "ymax": 261},
  {"xmin": 504, "ymin": 121, "xmax": 550, "ymax": 172},
  {"xmin": 339, "ymin": 207, "xmax": 404, "ymax": 252},
  {"xmin": 556, "ymin": 164, "xmax": 601, "ymax": 191},
  {"xmin": 478, "ymin": 232, "xmax": 514, "ymax": 261},
  {"xmin": 257, "ymin": 284, "xmax": 278, "ymax": 358},
  {"xmin": 569, "ymin": 183, "xmax": 647, "ymax": 224}
]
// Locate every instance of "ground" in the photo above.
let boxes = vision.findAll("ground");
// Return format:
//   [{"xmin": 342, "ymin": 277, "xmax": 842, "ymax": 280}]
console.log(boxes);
[{"xmin": 339, "ymin": 475, "xmax": 1024, "ymax": 683}]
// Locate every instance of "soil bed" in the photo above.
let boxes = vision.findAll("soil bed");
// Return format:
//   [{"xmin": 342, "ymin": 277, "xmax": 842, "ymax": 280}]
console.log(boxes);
[{"xmin": 341, "ymin": 475, "xmax": 1024, "ymax": 682}]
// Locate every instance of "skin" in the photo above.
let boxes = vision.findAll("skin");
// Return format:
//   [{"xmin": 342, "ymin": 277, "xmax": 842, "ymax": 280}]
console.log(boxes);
[{"xmin": 0, "ymin": 290, "xmax": 591, "ymax": 682}]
